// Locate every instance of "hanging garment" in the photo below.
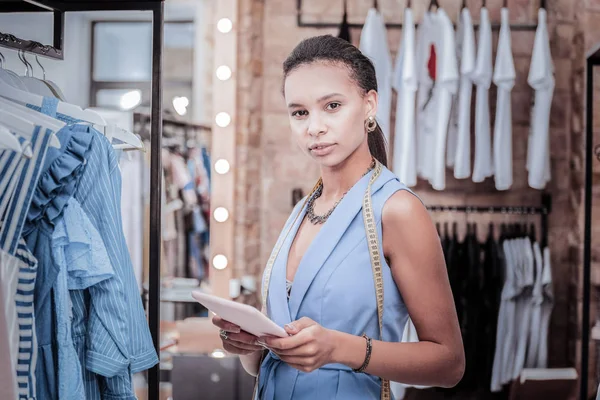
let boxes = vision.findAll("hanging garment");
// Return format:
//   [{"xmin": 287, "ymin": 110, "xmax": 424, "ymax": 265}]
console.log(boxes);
[
  {"xmin": 360, "ymin": 7, "xmax": 393, "ymax": 144},
  {"xmin": 51, "ymin": 197, "xmax": 114, "ymax": 400},
  {"xmin": 25, "ymin": 97, "xmax": 158, "ymax": 398},
  {"xmin": 491, "ymin": 238, "xmax": 517, "ymax": 392},
  {"xmin": 525, "ymin": 241, "xmax": 544, "ymax": 368},
  {"xmin": 429, "ymin": 9, "xmax": 459, "ymax": 191},
  {"xmin": 120, "ymin": 151, "xmax": 145, "ymax": 292},
  {"xmin": 1, "ymin": 123, "xmax": 58, "ymax": 400},
  {"xmin": 257, "ymin": 166, "xmax": 416, "ymax": 400},
  {"xmin": 71, "ymin": 129, "xmax": 159, "ymax": 397},
  {"xmin": 0, "ymin": 148, "xmax": 31, "ymax": 400},
  {"xmin": 471, "ymin": 7, "xmax": 494, "ymax": 183},
  {"xmin": 492, "ymin": 8, "xmax": 516, "ymax": 190},
  {"xmin": 415, "ymin": 12, "xmax": 435, "ymax": 180},
  {"xmin": 537, "ymin": 246, "xmax": 553, "ymax": 367},
  {"xmin": 392, "ymin": 7, "xmax": 418, "ymax": 187},
  {"xmin": 450, "ymin": 7, "xmax": 476, "ymax": 180},
  {"xmin": 480, "ymin": 227, "xmax": 503, "ymax": 390},
  {"xmin": 527, "ymin": 8, "xmax": 554, "ymax": 190},
  {"xmin": 512, "ymin": 238, "xmax": 535, "ymax": 380}
]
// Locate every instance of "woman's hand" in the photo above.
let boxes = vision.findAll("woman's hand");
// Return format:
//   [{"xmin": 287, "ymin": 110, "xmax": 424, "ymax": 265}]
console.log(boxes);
[
  {"xmin": 261, "ymin": 317, "xmax": 337, "ymax": 373},
  {"xmin": 212, "ymin": 315, "xmax": 264, "ymax": 355}
]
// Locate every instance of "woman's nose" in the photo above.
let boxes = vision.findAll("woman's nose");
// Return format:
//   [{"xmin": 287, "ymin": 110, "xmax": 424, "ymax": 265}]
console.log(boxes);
[{"xmin": 307, "ymin": 114, "xmax": 326, "ymax": 137}]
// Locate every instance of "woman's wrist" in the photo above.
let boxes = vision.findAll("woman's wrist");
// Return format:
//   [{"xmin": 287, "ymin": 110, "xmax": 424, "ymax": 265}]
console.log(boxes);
[{"xmin": 330, "ymin": 330, "xmax": 369, "ymax": 370}]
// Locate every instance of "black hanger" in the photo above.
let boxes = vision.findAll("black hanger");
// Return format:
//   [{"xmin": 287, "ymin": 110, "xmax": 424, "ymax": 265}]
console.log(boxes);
[
  {"xmin": 462, "ymin": 0, "xmax": 467, "ymax": 9},
  {"xmin": 407, "ymin": 0, "xmax": 412, "ymax": 8},
  {"xmin": 503, "ymin": 0, "xmax": 508, "ymax": 7},
  {"xmin": 373, "ymin": 0, "xmax": 378, "ymax": 10},
  {"xmin": 429, "ymin": 0, "xmax": 439, "ymax": 11},
  {"xmin": 481, "ymin": 0, "xmax": 487, "ymax": 8}
]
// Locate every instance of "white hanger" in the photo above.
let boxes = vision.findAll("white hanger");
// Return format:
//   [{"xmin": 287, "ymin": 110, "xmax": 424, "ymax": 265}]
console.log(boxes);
[
  {"xmin": 100, "ymin": 124, "xmax": 145, "ymax": 151},
  {"xmin": 0, "ymin": 124, "xmax": 28, "ymax": 156},
  {"xmin": 0, "ymin": 98, "xmax": 62, "ymax": 148},
  {"xmin": 34, "ymin": 55, "xmax": 67, "ymax": 101},
  {"xmin": 18, "ymin": 51, "xmax": 55, "ymax": 97}
]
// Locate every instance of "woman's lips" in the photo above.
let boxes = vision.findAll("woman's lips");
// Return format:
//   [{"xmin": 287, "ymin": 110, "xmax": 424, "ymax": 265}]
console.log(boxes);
[{"xmin": 310, "ymin": 143, "xmax": 336, "ymax": 156}]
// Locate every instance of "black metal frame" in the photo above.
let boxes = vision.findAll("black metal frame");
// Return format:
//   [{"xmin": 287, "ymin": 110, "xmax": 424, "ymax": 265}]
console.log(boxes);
[
  {"xmin": 296, "ymin": 0, "xmax": 546, "ymax": 31},
  {"xmin": 0, "ymin": 2, "xmax": 164, "ymax": 400},
  {"xmin": 582, "ymin": 44, "xmax": 600, "ymax": 400}
]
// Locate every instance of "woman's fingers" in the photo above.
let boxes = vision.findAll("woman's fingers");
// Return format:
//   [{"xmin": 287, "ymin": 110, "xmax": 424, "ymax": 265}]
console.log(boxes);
[{"xmin": 212, "ymin": 315, "xmax": 241, "ymax": 332}]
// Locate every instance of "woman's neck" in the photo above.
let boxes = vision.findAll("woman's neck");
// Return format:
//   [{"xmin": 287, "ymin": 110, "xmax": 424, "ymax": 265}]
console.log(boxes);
[{"xmin": 319, "ymin": 149, "xmax": 374, "ymax": 202}]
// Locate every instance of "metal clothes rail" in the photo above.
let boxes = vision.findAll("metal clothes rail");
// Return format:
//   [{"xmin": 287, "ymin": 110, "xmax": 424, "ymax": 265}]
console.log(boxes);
[
  {"xmin": 296, "ymin": 0, "xmax": 547, "ymax": 31},
  {"xmin": 0, "ymin": 2, "xmax": 165, "ymax": 400}
]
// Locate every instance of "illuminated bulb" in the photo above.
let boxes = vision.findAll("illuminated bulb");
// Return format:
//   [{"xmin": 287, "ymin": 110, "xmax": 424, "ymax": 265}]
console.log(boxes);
[
  {"xmin": 214, "ymin": 207, "xmax": 229, "ymax": 222},
  {"xmin": 120, "ymin": 90, "xmax": 142, "ymax": 110},
  {"xmin": 214, "ymin": 159, "xmax": 230, "ymax": 174},
  {"xmin": 172, "ymin": 96, "xmax": 189, "ymax": 116},
  {"xmin": 213, "ymin": 254, "xmax": 228, "ymax": 270},
  {"xmin": 215, "ymin": 112, "xmax": 231, "ymax": 127},
  {"xmin": 211, "ymin": 349, "xmax": 226, "ymax": 358},
  {"xmin": 217, "ymin": 18, "xmax": 233, "ymax": 33},
  {"xmin": 216, "ymin": 65, "xmax": 232, "ymax": 81}
]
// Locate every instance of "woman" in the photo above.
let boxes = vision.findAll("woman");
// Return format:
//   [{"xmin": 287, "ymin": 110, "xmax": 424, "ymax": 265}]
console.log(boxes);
[{"xmin": 212, "ymin": 34, "xmax": 465, "ymax": 399}]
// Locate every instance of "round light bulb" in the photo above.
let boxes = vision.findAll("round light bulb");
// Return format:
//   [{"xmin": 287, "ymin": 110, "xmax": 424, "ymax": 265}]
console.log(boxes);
[
  {"xmin": 214, "ymin": 159, "xmax": 230, "ymax": 174},
  {"xmin": 217, "ymin": 18, "xmax": 233, "ymax": 33},
  {"xmin": 211, "ymin": 349, "xmax": 226, "ymax": 358},
  {"xmin": 213, "ymin": 254, "xmax": 228, "ymax": 270},
  {"xmin": 216, "ymin": 65, "xmax": 232, "ymax": 81},
  {"xmin": 214, "ymin": 207, "xmax": 229, "ymax": 222},
  {"xmin": 215, "ymin": 112, "xmax": 231, "ymax": 127}
]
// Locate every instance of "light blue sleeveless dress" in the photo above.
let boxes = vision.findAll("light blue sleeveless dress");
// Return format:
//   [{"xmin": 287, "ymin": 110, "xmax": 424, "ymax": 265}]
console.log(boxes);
[{"xmin": 257, "ymin": 165, "xmax": 416, "ymax": 400}]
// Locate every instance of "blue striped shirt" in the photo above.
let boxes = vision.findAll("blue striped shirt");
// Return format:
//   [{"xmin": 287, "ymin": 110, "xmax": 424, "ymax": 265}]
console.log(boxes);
[{"xmin": 72, "ymin": 129, "xmax": 157, "ymax": 398}]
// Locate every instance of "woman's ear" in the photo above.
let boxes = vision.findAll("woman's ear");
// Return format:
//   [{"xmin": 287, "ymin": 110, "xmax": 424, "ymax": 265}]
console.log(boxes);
[{"xmin": 365, "ymin": 89, "xmax": 378, "ymax": 119}]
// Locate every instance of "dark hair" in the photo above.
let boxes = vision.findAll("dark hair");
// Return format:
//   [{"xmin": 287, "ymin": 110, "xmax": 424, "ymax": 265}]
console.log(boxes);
[{"xmin": 282, "ymin": 34, "xmax": 388, "ymax": 167}]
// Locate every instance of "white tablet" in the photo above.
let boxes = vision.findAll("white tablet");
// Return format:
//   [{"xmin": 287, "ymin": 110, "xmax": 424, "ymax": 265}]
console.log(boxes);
[{"xmin": 191, "ymin": 291, "xmax": 288, "ymax": 338}]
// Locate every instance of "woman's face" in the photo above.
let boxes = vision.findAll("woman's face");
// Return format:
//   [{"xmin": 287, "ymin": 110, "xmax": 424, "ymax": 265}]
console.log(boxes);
[{"xmin": 283, "ymin": 62, "xmax": 377, "ymax": 168}]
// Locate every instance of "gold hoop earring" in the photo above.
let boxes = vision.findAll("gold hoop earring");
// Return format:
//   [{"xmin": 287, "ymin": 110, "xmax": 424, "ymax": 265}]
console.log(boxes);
[{"xmin": 365, "ymin": 116, "xmax": 377, "ymax": 133}]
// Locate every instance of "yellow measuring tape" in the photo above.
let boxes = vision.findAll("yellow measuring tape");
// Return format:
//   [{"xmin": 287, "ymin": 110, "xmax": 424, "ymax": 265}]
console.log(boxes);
[{"xmin": 253, "ymin": 161, "xmax": 390, "ymax": 400}]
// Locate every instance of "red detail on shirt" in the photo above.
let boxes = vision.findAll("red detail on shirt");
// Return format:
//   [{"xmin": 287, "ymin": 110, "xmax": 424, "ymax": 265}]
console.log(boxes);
[{"xmin": 427, "ymin": 44, "xmax": 437, "ymax": 81}]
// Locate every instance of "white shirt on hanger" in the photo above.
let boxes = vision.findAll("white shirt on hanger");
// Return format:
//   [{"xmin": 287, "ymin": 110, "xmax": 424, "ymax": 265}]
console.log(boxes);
[
  {"xmin": 493, "ymin": 8, "xmax": 516, "ymax": 190},
  {"xmin": 429, "ymin": 9, "xmax": 459, "ymax": 190},
  {"xmin": 537, "ymin": 246, "xmax": 553, "ymax": 368},
  {"xmin": 450, "ymin": 7, "xmax": 476, "ymax": 180},
  {"xmin": 415, "ymin": 12, "xmax": 436, "ymax": 181},
  {"xmin": 360, "ymin": 8, "xmax": 393, "ymax": 145},
  {"xmin": 491, "ymin": 239, "xmax": 516, "ymax": 392},
  {"xmin": 471, "ymin": 7, "xmax": 494, "ymax": 183},
  {"xmin": 526, "ymin": 241, "xmax": 544, "ymax": 368},
  {"xmin": 392, "ymin": 8, "xmax": 418, "ymax": 187},
  {"xmin": 527, "ymin": 8, "xmax": 554, "ymax": 190},
  {"xmin": 512, "ymin": 238, "xmax": 535, "ymax": 380}
]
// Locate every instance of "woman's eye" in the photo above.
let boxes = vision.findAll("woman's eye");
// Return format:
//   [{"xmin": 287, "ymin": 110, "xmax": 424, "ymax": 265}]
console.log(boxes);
[
  {"xmin": 326, "ymin": 102, "xmax": 341, "ymax": 110},
  {"xmin": 291, "ymin": 110, "xmax": 308, "ymax": 117}
]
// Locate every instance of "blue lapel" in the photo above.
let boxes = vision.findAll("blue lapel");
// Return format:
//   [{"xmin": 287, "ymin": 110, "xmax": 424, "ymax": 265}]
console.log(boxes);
[
  {"xmin": 287, "ymin": 166, "xmax": 396, "ymax": 322},
  {"xmin": 268, "ymin": 201, "xmax": 307, "ymax": 328}
]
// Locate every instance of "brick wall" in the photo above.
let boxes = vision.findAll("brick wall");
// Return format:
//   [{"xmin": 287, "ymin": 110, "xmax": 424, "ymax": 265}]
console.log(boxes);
[{"xmin": 232, "ymin": 0, "xmax": 595, "ymax": 390}]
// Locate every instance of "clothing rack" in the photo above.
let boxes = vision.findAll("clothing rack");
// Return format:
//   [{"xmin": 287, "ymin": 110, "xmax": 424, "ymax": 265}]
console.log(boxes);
[
  {"xmin": 296, "ymin": 0, "xmax": 546, "ymax": 31},
  {"xmin": 0, "ymin": 2, "xmax": 165, "ymax": 400},
  {"xmin": 427, "ymin": 193, "xmax": 552, "ymax": 248}
]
